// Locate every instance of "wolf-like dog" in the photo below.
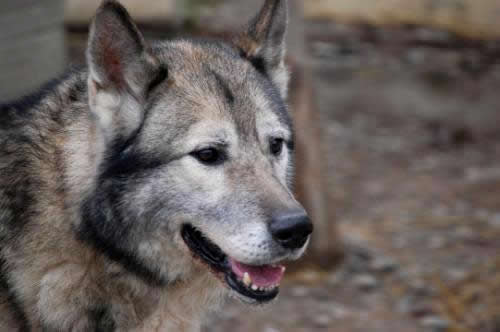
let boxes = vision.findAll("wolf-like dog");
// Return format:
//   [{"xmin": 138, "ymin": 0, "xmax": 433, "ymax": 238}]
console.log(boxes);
[{"xmin": 0, "ymin": 0, "xmax": 313, "ymax": 330}]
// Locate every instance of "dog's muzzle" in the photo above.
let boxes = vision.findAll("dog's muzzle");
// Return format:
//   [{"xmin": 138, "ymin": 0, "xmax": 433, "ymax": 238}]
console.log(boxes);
[{"xmin": 180, "ymin": 209, "xmax": 312, "ymax": 304}]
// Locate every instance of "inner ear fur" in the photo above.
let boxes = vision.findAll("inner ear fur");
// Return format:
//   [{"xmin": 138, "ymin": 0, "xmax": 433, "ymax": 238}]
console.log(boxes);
[{"xmin": 86, "ymin": 0, "xmax": 160, "ymax": 97}]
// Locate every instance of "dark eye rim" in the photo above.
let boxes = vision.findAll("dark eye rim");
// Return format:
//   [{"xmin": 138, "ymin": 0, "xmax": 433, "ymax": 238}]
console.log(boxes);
[
  {"xmin": 191, "ymin": 147, "xmax": 225, "ymax": 165},
  {"xmin": 270, "ymin": 137, "xmax": 285, "ymax": 156}
]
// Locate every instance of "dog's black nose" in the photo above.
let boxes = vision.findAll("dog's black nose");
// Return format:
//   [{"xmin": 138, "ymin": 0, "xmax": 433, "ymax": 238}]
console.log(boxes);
[{"xmin": 270, "ymin": 210, "xmax": 313, "ymax": 250}]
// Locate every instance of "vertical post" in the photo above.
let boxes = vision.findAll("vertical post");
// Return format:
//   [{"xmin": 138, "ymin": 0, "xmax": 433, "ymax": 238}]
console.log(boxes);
[{"xmin": 287, "ymin": 0, "xmax": 343, "ymax": 268}]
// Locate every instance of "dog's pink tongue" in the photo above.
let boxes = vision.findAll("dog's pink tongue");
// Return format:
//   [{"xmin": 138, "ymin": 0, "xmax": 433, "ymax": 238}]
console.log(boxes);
[{"xmin": 230, "ymin": 259, "xmax": 285, "ymax": 287}]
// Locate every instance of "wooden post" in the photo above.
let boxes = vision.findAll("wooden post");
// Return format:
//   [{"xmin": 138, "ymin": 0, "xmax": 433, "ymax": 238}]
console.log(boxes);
[{"xmin": 287, "ymin": 0, "xmax": 343, "ymax": 269}]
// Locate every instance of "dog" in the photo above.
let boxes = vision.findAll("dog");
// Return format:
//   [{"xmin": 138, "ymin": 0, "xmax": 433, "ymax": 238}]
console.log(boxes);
[{"xmin": 0, "ymin": 0, "xmax": 312, "ymax": 330}]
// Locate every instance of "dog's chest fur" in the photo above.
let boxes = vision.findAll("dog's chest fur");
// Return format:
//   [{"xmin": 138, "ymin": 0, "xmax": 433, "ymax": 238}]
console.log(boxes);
[{"xmin": 0, "ymin": 241, "xmax": 224, "ymax": 331}]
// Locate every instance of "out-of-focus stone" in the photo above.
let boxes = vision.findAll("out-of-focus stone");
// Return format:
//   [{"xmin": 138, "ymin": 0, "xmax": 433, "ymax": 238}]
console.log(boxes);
[
  {"xmin": 263, "ymin": 327, "xmax": 280, "ymax": 332},
  {"xmin": 353, "ymin": 274, "xmax": 379, "ymax": 292},
  {"xmin": 420, "ymin": 316, "xmax": 450, "ymax": 332},
  {"xmin": 329, "ymin": 303, "xmax": 351, "ymax": 319},
  {"xmin": 313, "ymin": 314, "xmax": 332, "ymax": 327},
  {"xmin": 371, "ymin": 256, "xmax": 399, "ymax": 274},
  {"xmin": 290, "ymin": 286, "xmax": 309, "ymax": 298}
]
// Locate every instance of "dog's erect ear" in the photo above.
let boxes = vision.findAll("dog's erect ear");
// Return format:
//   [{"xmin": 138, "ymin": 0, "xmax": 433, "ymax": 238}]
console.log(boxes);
[
  {"xmin": 87, "ymin": 0, "xmax": 158, "ymax": 95},
  {"xmin": 234, "ymin": 0, "xmax": 289, "ymax": 97},
  {"xmin": 86, "ymin": 0, "xmax": 162, "ymax": 138}
]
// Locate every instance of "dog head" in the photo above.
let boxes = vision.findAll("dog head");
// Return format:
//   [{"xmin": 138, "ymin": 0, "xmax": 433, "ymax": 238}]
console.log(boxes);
[{"xmin": 80, "ymin": 0, "xmax": 312, "ymax": 304}]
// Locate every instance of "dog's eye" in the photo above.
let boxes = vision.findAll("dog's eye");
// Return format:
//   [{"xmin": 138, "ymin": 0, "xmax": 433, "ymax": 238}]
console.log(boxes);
[
  {"xmin": 192, "ymin": 148, "xmax": 223, "ymax": 165},
  {"xmin": 270, "ymin": 138, "xmax": 284, "ymax": 156}
]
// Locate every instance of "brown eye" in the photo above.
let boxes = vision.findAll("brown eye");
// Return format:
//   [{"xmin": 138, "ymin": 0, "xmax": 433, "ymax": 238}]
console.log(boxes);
[
  {"xmin": 192, "ymin": 148, "xmax": 224, "ymax": 165},
  {"xmin": 270, "ymin": 138, "xmax": 284, "ymax": 156}
]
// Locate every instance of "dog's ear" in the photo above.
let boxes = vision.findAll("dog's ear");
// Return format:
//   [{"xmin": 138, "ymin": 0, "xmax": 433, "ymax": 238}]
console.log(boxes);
[
  {"xmin": 86, "ymin": 1, "xmax": 163, "ymax": 138},
  {"xmin": 234, "ymin": 0, "xmax": 289, "ymax": 97},
  {"xmin": 87, "ymin": 0, "xmax": 159, "ymax": 95}
]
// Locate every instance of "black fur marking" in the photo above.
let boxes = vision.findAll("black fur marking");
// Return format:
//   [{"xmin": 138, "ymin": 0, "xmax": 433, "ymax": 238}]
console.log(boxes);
[
  {"xmin": 0, "ymin": 258, "xmax": 30, "ymax": 332},
  {"xmin": 249, "ymin": 56, "xmax": 267, "ymax": 76},
  {"xmin": 103, "ymin": 149, "xmax": 165, "ymax": 179},
  {"xmin": 79, "ymin": 192, "xmax": 167, "ymax": 287},
  {"xmin": 103, "ymin": 99, "xmax": 163, "ymax": 179},
  {"xmin": 146, "ymin": 65, "xmax": 168, "ymax": 98},
  {"xmin": 0, "ymin": 148, "xmax": 40, "ymax": 233},
  {"xmin": 81, "ymin": 124, "xmax": 165, "ymax": 286},
  {"xmin": 68, "ymin": 77, "xmax": 87, "ymax": 103},
  {"xmin": 211, "ymin": 70, "xmax": 235, "ymax": 105},
  {"xmin": 2, "ymin": 173, "xmax": 36, "ymax": 232},
  {"xmin": 92, "ymin": 306, "xmax": 116, "ymax": 332},
  {"xmin": 258, "ymin": 71, "xmax": 292, "ymax": 130},
  {"xmin": 238, "ymin": 49, "xmax": 268, "ymax": 77},
  {"xmin": 79, "ymin": 147, "xmax": 165, "ymax": 286},
  {"xmin": 77, "ymin": 82, "xmax": 170, "ymax": 287}
]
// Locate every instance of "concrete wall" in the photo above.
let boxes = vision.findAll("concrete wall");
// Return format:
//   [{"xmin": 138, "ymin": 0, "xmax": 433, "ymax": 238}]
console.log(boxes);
[{"xmin": 0, "ymin": 0, "xmax": 66, "ymax": 101}]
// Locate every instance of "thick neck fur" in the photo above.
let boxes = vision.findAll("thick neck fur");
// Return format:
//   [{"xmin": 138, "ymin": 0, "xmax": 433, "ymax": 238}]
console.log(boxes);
[{"xmin": 0, "ymin": 69, "xmax": 224, "ymax": 331}]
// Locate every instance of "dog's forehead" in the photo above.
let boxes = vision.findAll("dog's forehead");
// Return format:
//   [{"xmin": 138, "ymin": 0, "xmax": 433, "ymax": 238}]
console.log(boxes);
[{"xmin": 149, "ymin": 39, "xmax": 292, "ymax": 141}]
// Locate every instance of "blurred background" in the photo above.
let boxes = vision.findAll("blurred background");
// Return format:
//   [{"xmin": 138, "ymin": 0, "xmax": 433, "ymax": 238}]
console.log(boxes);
[{"xmin": 2, "ymin": 0, "xmax": 500, "ymax": 331}]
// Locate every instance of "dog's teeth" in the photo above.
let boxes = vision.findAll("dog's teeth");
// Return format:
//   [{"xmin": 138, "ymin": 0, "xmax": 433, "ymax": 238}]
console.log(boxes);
[
  {"xmin": 281, "ymin": 266, "xmax": 286, "ymax": 273},
  {"xmin": 243, "ymin": 272, "xmax": 252, "ymax": 286},
  {"xmin": 251, "ymin": 284, "xmax": 258, "ymax": 291}
]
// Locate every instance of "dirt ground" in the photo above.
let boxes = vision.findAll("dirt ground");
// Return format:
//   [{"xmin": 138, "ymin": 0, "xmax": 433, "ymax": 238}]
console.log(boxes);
[{"xmin": 67, "ymin": 18, "xmax": 500, "ymax": 332}]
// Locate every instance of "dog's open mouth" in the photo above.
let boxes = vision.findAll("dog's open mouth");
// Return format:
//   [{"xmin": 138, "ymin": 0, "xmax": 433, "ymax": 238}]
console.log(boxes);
[{"xmin": 181, "ymin": 224, "xmax": 284, "ymax": 303}]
